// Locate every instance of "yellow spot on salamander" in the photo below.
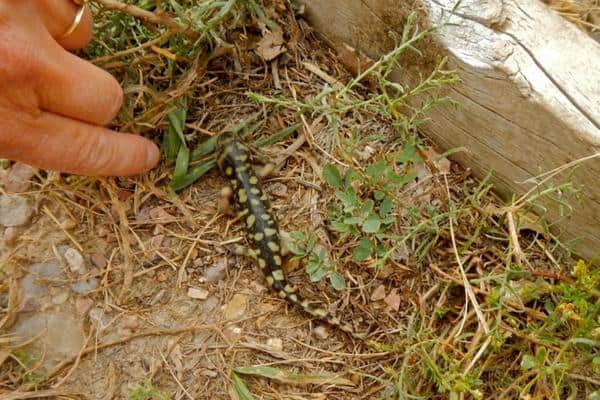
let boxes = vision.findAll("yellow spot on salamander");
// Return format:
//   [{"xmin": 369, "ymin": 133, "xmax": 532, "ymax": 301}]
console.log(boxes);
[
  {"xmin": 301, "ymin": 300, "xmax": 310, "ymax": 309},
  {"xmin": 261, "ymin": 214, "xmax": 271, "ymax": 221},
  {"xmin": 267, "ymin": 242, "xmax": 280, "ymax": 252},
  {"xmin": 312, "ymin": 308, "xmax": 328, "ymax": 318},
  {"xmin": 250, "ymin": 187, "xmax": 260, "ymax": 195},
  {"xmin": 288, "ymin": 294, "xmax": 298, "ymax": 302},
  {"xmin": 225, "ymin": 166, "xmax": 233, "ymax": 176},
  {"xmin": 246, "ymin": 214, "xmax": 256, "ymax": 228},
  {"xmin": 237, "ymin": 209, "xmax": 249, "ymax": 218},
  {"xmin": 254, "ymin": 232, "xmax": 264, "ymax": 241},
  {"xmin": 249, "ymin": 176, "xmax": 258, "ymax": 184},
  {"xmin": 278, "ymin": 290, "xmax": 287, "ymax": 298},
  {"xmin": 238, "ymin": 189, "xmax": 247, "ymax": 203},
  {"xmin": 284, "ymin": 284, "xmax": 296, "ymax": 293},
  {"xmin": 273, "ymin": 255, "xmax": 282, "ymax": 266},
  {"xmin": 235, "ymin": 154, "xmax": 248, "ymax": 162},
  {"xmin": 250, "ymin": 198, "xmax": 260, "ymax": 206},
  {"xmin": 272, "ymin": 269, "xmax": 285, "ymax": 281},
  {"xmin": 258, "ymin": 258, "xmax": 266, "ymax": 268},
  {"xmin": 264, "ymin": 228, "xmax": 277, "ymax": 237},
  {"xmin": 266, "ymin": 276, "xmax": 274, "ymax": 286}
]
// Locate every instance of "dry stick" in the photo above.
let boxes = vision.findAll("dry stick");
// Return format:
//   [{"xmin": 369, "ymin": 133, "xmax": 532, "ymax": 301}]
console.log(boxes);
[
  {"xmin": 428, "ymin": 263, "xmax": 547, "ymax": 321},
  {"xmin": 443, "ymin": 174, "xmax": 490, "ymax": 337},
  {"xmin": 506, "ymin": 210, "xmax": 528, "ymax": 267},
  {"xmin": 566, "ymin": 372, "xmax": 600, "ymax": 386},
  {"xmin": 158, "ymin": 349, "xmax": 195, "ymax": 400},
  {"xmin": 92, "ymin": 0, "xmax": 197, "ymax": 38},
  {"xmin": 93, "ymin": 31, "xmax": 173, "ymax": 65},
  {"xmin": 515, "ymin": 152, "xmax": 600, "ymax": 209},
  {"xmin": 104, "ymin": 182, "xmax": 134, "ymax": 304},
  {"xmin": 42, "ymin": 206, "xmax": 84, "ymax": 252},
  {"xmin": 0, "ymin": 389, "xmax": 82, "ymax": 400}
]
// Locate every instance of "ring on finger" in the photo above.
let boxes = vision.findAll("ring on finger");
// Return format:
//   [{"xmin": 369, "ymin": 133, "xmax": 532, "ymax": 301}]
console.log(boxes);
[{"xmin": 60, "ymin": 0, "xmax": 89, "ymax": 39}]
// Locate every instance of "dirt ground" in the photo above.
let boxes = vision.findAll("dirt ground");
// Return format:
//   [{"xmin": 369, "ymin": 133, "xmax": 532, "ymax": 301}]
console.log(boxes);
[{"xmin": 1, "ymin": 1, "xmax": 599, "ymax": 399}]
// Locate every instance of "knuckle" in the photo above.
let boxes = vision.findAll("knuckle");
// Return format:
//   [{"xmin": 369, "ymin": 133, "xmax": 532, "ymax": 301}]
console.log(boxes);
[{"xmin": 0, "ymin": 33, "xmax": 39, "ymax": 80}]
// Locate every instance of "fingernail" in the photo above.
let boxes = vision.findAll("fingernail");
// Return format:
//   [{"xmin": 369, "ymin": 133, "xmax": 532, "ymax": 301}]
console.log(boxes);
[{"xmin": 145, "ymin": 143, "xmax": 160, "ymax": 170}]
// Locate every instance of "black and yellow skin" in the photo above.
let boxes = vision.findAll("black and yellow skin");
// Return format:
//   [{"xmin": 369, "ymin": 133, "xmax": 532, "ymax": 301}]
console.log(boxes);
[{"xmin": 217, "ymin": 138, "xmax": 362, "ymax": 339}]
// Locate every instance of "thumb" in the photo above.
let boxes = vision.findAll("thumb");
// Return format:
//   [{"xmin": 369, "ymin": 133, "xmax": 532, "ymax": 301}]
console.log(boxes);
[{"xmin": 1, "ymin": 110, "xmax": 160, "ymax": 176}]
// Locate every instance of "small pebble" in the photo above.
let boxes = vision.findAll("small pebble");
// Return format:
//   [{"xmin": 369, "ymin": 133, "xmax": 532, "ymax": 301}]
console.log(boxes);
[
  {"xmin": 121, "ymin": 315, "xmax": 139, "ymax": 329},
  {"xmin": 266, "ymin": 338, "xmax": 283, "ymax": 351},
  {"xmin": 202, "ymin": 296, "xmax": 219, "ymax": 312},
  {"xmin": 203, "ymin": 259, "xmax": 227, "ymax": 283},
  {"xmin": 75, "ymin": 297, "xmax": 94, "ymax": 315},
  {"xmin": 6, "ymin": 162, "xmax": 37, "ymax": 193},
  {"xmin": 51, "ymin": 290, "xmax": 69, "ymax": 305},
  {"xmin": 187, "ymin": 287, "xmax": 209, "ymax": 300},
  {"xmin": 0, "ymin": 194, "xmax": 33, "ymax": 227},
  {"xmin": 90, "ymin": 253, "xmax": 107, "ymax": 269},
  {"xmin": 3, "ymin": 227, "xmax": 18, "ymax": 246},
  {"xmin": 64, "ymin": 247, "xmax": 86, "ymax": 274},
  {"xmin": 313, "ymin": 326, "xmax": 329, "ymax": 339},
  {"xmin": 70, "ymin": 278, "xmax": 98, "ymax": 295},
  {"xmin": 223, "ymin": 325, "xmax": 242, "ymax": 340},
  {"xmin": 268, "ymin": 182, "xmax": 288, "ymax": 197}
]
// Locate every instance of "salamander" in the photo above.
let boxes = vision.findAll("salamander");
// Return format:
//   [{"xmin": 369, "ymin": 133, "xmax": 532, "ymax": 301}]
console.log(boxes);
[{"xmin": 217, "ymin": 138, "xmax": 362, "ymax": 339}]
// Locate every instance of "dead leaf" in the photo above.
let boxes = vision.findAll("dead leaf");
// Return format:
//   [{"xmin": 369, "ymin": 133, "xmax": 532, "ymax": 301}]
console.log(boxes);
[
  {"xmin": 370, "ymin": 284, "xmax": 387, "ymax": 301},
  {"xmin": 256, "ymin": 30, "xmax": 286, "ymax": 61},
  {"xmin": 384, "ymin": 289, "xmax": 401, "ymax": 311},
  {"xmin": 516, "ymin": 210, "xmax": 546, "ymax": 236}
]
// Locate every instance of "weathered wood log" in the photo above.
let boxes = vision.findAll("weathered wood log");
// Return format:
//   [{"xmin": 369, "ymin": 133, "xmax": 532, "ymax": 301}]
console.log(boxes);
[{"xmin": 300, "ymin": 0, "xmax": 600, "ymax": 259}]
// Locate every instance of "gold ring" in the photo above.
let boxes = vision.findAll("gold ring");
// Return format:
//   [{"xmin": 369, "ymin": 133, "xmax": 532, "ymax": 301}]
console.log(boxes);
[{"xmin": 60, "ymin": 0, "xmax": 88, "ymax": 39}]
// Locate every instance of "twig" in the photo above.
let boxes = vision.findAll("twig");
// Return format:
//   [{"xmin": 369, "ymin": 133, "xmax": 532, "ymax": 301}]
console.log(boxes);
[
  {"xmin": 443, "ymin": 174, "xmax": 490, "ymax": 336},
  {"xmin": 506, "ymin": 210, "xmax": 527, "ymax": 267},
  {"xmin": 92, "ymin": 0, "xmax": 197, "ymax": 38},
  {"xmin": 0, "ymin": 389, "xmax": 82, "ymax": 400},
  {"xmin": 42, "ymin": 206, "xmax": 83, "ymax": 252}
]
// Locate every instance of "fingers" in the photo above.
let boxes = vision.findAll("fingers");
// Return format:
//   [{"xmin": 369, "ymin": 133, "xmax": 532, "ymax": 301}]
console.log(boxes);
[
  {"xmin": 35, "ymin": 40, "xmax": 124, "ymax": 126},
  {"xmin": 36, "ymin": 0, "xmax": 93, "ymax": 50},
  {"xmin": 1, "ymin": 109, "xmax": 160, "ymax": 176},
  {"xmin": 23, "ymin": 1, "xmax": 123, "ymax": 127}
]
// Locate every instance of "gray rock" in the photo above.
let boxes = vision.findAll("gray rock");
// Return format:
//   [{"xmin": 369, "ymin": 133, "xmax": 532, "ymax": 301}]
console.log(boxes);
[
  {"xmin": 20, "ymin": 261, "xmax": 65, "ymax": 311},
  {"xmin": 203, "ymin": 259, "xmax": 227, "ymax": 283},
  {"xmin": 10, "ymin": 312, "xmax": 85, "ymax": 371},
  {"xmin": 70, "ymin": 277, "xmax": 99, "ymax": 295},
  {"xmin": 63, "ymin": 247, "xmax": 86, "ymax": 275},
  {"xmin": 5, "ymin": 162, "xmax": 37, "ymax": 193},
  {"xmin": 0, "ymin": 194, "xmax": 33, "ymax": 227}
]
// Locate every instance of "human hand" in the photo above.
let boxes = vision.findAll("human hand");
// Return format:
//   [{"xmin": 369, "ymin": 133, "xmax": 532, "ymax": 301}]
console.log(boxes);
[{"xmin": 0, "ymin": 0, "xmax": 160, "ymax": 176}]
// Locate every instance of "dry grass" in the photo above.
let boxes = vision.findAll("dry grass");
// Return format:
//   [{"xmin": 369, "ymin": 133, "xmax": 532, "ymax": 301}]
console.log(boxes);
[
  {"xmin": 544, "ymin": 0, "xmax": 600, "ymax": 32},
  {"xmin": 0, "ymin": 1, "xmax": 599, "ymax": 399}
]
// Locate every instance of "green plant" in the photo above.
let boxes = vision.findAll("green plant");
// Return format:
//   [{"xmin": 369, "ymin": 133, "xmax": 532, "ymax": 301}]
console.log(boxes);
[{"xmin": 128, "ymin": 380, "xmax": 171, "ymax": 400}]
